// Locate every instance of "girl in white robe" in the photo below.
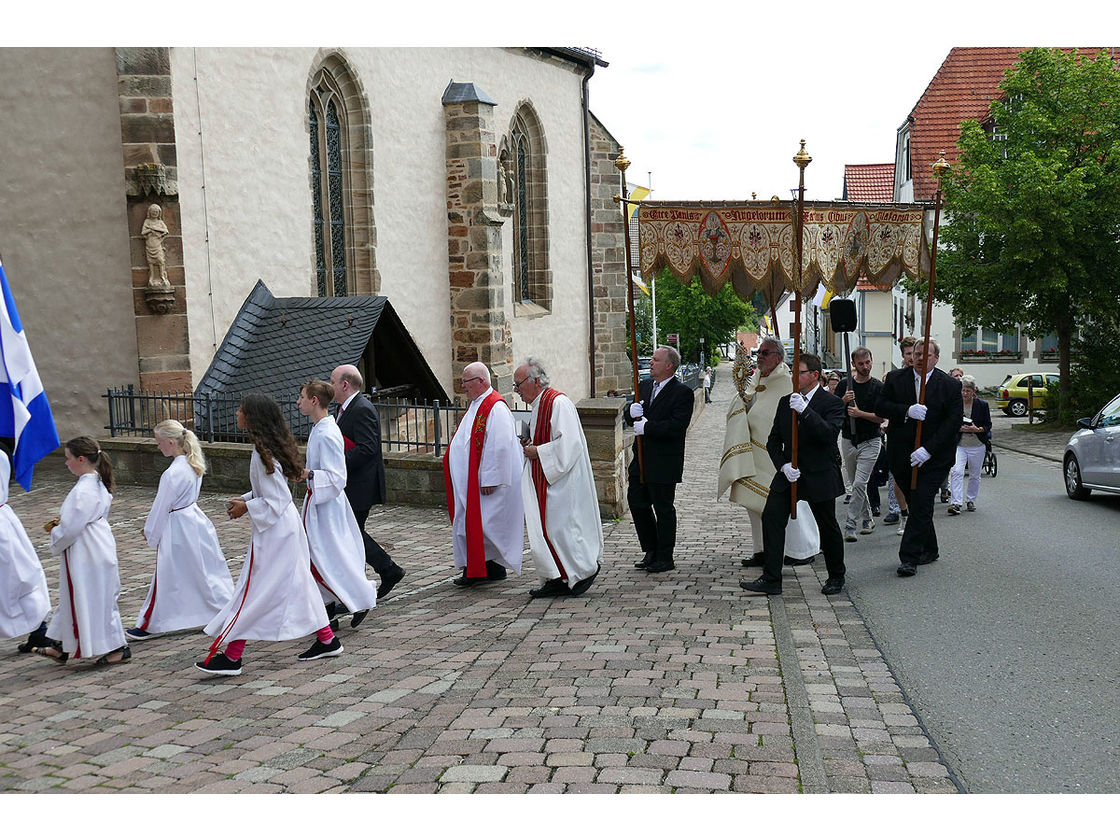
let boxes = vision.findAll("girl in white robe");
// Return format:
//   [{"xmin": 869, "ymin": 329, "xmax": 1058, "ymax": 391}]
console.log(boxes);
[
  {"xmin": 196, "ymin": 393, "xmax": 339, "ymax": 677},
  {"xmin": 297, "ymin": 381, "xmax": 376, "ymax": 628},
  {"xmin": 127, "ymin": 420, "xmax": 234, "ymax": 640},
  {"xmin": 36, "ymin": 436, "xmax": 130, "ymax": 665},
  {"xmin": 1, "ymin": 449, "xmax": 51, "ymax": 652}
]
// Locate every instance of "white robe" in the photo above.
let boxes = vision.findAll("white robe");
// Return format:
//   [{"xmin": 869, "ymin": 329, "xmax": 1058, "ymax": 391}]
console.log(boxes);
[
  {"xmin": 520, "ymin": 391, "xmax": 603, "ymax": 587},
  {"xmin": 448, "ymin": 388, "xmax": 524, "ymax": 573},
  {"xmin": 204, "ymin": 450, "xmax": 328, "ymax": 643},
  {"xmin": 46, "ymin": 473, "xmax": 126, "ymax": 659},
  {"xmin": 303, "ymin": 416, "xmax": 377, "ymax": 613},
  {"xmin": 1, "ymin": 456, "xmax": 50, "ymax": 639},
  {"xmin": 135, "ymin": 455, "xmax": 234, "ymax": 633}
]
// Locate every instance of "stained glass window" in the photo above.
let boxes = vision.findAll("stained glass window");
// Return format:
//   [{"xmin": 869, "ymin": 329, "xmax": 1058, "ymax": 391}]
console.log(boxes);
[{"xmin": 309, "ymin": 78, "xmax": 348, "ymax": 297}]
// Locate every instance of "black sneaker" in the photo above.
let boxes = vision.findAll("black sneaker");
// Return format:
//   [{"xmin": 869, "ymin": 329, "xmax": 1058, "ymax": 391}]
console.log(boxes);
[
  {"xmin": 298, "ymin": 637, "xmax": 343, "ymax": 661},
  {"xmin": 195, "ymin": 653, "xmax": 242, "ymax": 676},
  {"xmin": 350, "ymin": 609, "xmax": 369, "ymax": 628},
  {"xmin": 882, "ymin": 512, "xmax": 900, "ymax": 524},
  {"xmin": 125, "ymin": 627, "xmax": 153, "ymax": 641}
]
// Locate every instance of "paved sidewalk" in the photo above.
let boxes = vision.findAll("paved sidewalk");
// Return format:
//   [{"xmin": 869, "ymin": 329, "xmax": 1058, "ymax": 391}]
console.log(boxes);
[
  {"xmin": 989, "ymin": 414, "xmax": 1070, "ymax": 463},
  {"xmin": 1, "ymin": 382, "xmax": 956, "ymax": 794}
]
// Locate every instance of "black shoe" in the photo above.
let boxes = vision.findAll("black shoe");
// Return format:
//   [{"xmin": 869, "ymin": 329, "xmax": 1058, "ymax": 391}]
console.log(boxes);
[
  {"xmin": 785, "ymin": 554, "xmax": 815, "ymax": 566},
  {"xmin": 195, "ymin": 653, "xmax": 242, "ymax": 676},
  {"xmin": 569, "ymin": 566, "xmax": 599, "ymax": 596},
  {"xmin": 124, "ymin": 627, "xmax": 155, "ymax": 642},
  {"xmin": 741, "ymin": 551, "xmax": 766, "ymax": 568},
  {"xmin": 298, "ymin": 637, "xmax": 343, "ymax": 661},
  {"xmin": 896, "ymin": 562, "xmax": 916, "ymax": 577},
  {"xmin": 529, "ymin": 578, "xmax": 570, "ymax": 599},
  {"xmin": 740, "ymin": 576, "xmax": 781, "ymax": 595},
  {"xmin": 883, "ymin": 512, "xmax": 900, "ymax": 524},
  {"xmin": 18, "ymin": 622, "xmax": 50, "ymax": 653},
  {"xmin": 453, "ymin": 570, "xmax": 490, "ymax": 588},
  {"xmin": 871, "ymin": 507, "xmax": 881, "ymax": 517},
  {"xmin": 821, "ymin": 577, "xmax": 845, "ymax": 595},
  {"xmin": 378, "ymin": 565, "xmax": 405, "ymax": 599},
  {"xmin": 915, "ymin": 553, "xmax": 939, "ymax": 566},
  {"xmin": 486, "ymin": 561, "xmax": 508, "ymax": 581},
  {"xmin": 350, "ymin": 609, "xmax": 369, "ymax": 628},
  {"xmin": 940, "ymin": 490, "xmax": 950, "ymax": 503},
  {"xmin": 643, "ymin": 558, "xmax": 675, "ymax": 573},
  {"xmin": 634, "ymin": 551, "xmax": 655, "ymax": 569}
]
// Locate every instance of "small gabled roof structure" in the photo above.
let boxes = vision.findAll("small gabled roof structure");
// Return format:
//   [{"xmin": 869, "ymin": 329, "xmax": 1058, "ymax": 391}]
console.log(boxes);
[
  {"xmin": 195, "ymin": 281, "xmax": 446, "ymax": 437},
  {"xmin": 843, "ymin": 163, "xmax": 895, "ymax": 202}
]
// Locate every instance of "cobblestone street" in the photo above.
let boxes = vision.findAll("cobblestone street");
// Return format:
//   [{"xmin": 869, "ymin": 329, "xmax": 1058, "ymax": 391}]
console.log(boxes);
[{"xmin": 1, "ymin": 379, "xmax": 957, "ymax": 794}]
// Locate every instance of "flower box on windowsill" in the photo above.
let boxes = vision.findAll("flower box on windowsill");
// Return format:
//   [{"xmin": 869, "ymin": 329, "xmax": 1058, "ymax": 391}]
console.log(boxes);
[
  {"xmin": 958, "ymin": 350, "xmax": 1021, "ymax": 363},
  {"xmin": 1040, "ymin": 350, "xmax": 1060, "ymax": 362}
]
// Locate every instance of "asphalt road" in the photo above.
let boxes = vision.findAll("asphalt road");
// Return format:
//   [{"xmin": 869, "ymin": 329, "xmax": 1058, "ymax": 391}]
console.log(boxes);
[{"xmin": 840, "ymin": 448, "xmax": 1120, "ymax": 793}]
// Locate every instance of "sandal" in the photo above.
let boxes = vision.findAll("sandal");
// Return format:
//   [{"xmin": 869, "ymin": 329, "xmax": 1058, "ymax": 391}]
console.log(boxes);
[
  {"xmin": 33, "ymin": 643, "xmax": 69, "ymax": 664},
  {"xmin": 94, "ymin": 645, "xmax": 132, "ymax": 666}
]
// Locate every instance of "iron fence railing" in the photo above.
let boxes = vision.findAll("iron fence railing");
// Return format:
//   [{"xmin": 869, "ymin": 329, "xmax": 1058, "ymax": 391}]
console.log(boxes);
[{"xmin": 103, "ymin": 386, "xmax": 533, "ymax": 458}]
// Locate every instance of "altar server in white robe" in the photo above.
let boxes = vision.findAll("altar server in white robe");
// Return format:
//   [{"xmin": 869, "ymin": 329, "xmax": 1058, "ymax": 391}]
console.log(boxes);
[
  {"xmin": 35, "ymin": 436, "xmax": 130, "ymax": 665},
  {"xmin": 442, "ymin": 362, "xmax": 524, "ymax": 587},
  {"xmin": 125, "ymin": 420, "xmax": 233, "ymax": 641},
  {"xmin": 1, "ymin": 446, "xmax": 51, "ymax": 653},
  {"xmin": 718, "ymin": 339, "xmax": 820, "ymax": 567},
  {"xmin": 297, "ymin": 380, "xmax": 377, "ymax": 629},
  {"xmin": 196, "ymin": 394, "xmax": 338, "ymax": 677},
  {"xmin": 514, "ymin": 358, "xmax": 602, "ymax": 598}
]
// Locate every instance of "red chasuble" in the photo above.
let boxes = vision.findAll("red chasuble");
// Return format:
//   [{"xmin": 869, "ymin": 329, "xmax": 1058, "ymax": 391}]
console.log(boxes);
[
  {"xmin": 530, "ymin": 388, "xmax": 568, "ymax": 581},
  {"xmin": 443, "ymin": 390, "xmax": 506, "ymax": 579}
]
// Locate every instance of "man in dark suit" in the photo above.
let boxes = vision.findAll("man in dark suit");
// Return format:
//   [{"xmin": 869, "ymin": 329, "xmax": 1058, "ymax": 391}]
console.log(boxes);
[
  {"xmin": 625, "ymin": 345, "xmax": 695, "ymax": 574},
  {"xmin": 329, "ymin": 364, "xmax": 406, "ymax": 598},
  {"xmin": 874, "ymin": 339, "xmax": 963, "ymax": 577},
  {"xmin": 741, "ymin": 353, "xmax": 847, "ymax": 596}
]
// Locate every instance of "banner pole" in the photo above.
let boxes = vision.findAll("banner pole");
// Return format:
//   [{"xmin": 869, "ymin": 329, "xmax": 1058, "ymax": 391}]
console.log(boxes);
[
  {"xmin": 615, "ymin": 148, "xmax": 645, "ymax": 484},
  {"xmin": 790, "ymin": 140, "xmax": 812, "ymax": 519}
]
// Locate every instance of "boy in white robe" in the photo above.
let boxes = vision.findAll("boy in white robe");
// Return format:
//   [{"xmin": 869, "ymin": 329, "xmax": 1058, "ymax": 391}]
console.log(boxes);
[
  {"xmin": 297, "ymin": 380, "xmax": 377, "ymax": 629},
  {"xmin": 513, "ymin": 358, "xmax": 603, "ymax": 598},
  {"xmin": 1, "ymin": 449, "xmax": 51, "ymax": 652}
]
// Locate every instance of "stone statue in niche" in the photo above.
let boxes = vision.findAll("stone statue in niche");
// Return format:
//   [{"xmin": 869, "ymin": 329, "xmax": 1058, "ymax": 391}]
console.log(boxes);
[
  {"xmin": 497, "ymin": 145, "xmax": 514, "ymax": 217},
  {"xmin": 142, "ymin": 204, "xmax": 170, "ymax": 287}
]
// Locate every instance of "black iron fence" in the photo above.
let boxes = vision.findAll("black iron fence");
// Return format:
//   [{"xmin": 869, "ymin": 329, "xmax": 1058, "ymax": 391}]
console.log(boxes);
[{"xmin": 103, "ymin": 386, "xmax": 532, "ymax": 457}]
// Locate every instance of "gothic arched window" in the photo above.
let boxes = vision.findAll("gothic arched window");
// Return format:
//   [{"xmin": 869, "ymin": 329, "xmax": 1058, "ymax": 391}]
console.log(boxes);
[{"xmin": 508, "ymin": 104, "xmax": 551, "ymax": 313}]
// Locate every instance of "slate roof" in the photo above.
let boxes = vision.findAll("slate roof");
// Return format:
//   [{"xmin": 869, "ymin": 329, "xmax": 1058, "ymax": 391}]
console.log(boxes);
[
  {"xmin": 195, "ymin": 281, "xmax": 446, "ymax": 438},
  {"xmin": 906, "ymin": 47, "xmax": 1118, "ymax": 200},
  {"xmin": 843, "ymin": 163, "xmax": 894, "ymax": 202}
]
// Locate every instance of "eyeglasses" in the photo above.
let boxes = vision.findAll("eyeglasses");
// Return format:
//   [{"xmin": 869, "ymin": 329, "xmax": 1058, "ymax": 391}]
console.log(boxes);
[
  {"xmin": 461, "ymin": 376, "xmax": 483, "ymax": 385},
  {"xmin": 512, "ymin": 377, "xmax": 529, "ymax": 390},
  {"xmin": 759, "ymin": 349, "xmax": 780, "ymax": 357}
]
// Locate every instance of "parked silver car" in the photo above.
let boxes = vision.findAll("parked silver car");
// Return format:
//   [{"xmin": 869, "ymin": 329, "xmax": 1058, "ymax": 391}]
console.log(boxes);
[{"xmin": 1064, "ymin": 391, "xmax": 1120, "ymax": 499}]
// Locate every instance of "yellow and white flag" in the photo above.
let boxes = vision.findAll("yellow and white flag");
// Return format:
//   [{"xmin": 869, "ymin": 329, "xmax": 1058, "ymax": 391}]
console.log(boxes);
[{"xmin": 627, "ymin": 186, "xmax": 650, "ymax": 221}]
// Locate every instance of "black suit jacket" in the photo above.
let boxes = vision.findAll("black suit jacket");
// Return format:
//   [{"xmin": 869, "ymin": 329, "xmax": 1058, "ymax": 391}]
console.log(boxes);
[
  {"xmin": 959, "ymin": 397, "xmax": 992, "ymax": 447},
  {"xmin": 876, "ymin": 367, "xmax": 963, "ymax": 473},
  {"xmin": 624, "ymin": 376, "xmax": 695, "ymax": 484},
  {"xmin": 766, "ymin": 387, "xmax": 846, "ymax": 502},
  {"xmin": 336, "ymin": 393, "xmax": 387, "ymax": 509}
]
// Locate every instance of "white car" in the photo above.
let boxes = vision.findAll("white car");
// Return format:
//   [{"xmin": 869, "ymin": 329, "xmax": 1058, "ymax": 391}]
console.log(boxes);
[{"xmin": 1064, "ymin": 391, "xmax": 1120, "ymax": 500}]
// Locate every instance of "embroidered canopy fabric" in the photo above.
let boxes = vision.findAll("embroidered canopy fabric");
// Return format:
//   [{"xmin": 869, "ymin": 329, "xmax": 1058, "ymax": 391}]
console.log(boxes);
[{"xmin": 637, "ymin": 201, "xmax": 933, "ymax": 300}]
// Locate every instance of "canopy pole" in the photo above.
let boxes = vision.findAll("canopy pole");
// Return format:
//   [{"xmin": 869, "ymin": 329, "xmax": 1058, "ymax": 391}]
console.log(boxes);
[
  {"xmin": 789, "ymin": 140, "xmax": 812, "ymax": 519},
  {"xmin": 615, "ymin": 148, "xmax": 645, "ymax": 484},
  {"xmin": 911, "ymin": 152, "xmax": 951, "ymax": 490}
]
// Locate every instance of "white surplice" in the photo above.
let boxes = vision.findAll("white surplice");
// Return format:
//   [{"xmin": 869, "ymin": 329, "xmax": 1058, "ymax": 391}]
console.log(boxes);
[
  {"xmin": 520, "ymin": 391, "xmax": 602, "ymax": 587},
  {"xmin": 46, "ymin": 473, "xmax": 126, "ymax": 659},
  {"xmin": 1, "ymin": 455, "xmax": 50, "ymax": 639},
  {"xmin": 204, "ymin": 450, "xmax": 328, "ymax": 643},
  {"xmin": 135, "ymin": 455, "xmax": 234, "ymax": 633},
  {"xmin": 448, "ymin": 387, "xmax": 524, "ymax": 572},
  {"xmin": 303, "ymin": 415, "xmax": 377, "ymax": 613}
]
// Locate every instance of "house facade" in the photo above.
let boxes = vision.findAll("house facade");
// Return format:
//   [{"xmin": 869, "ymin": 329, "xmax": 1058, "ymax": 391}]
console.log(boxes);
[{"xmin": 0, "ymin": 47, "xmax": 629, "ymax": 442}]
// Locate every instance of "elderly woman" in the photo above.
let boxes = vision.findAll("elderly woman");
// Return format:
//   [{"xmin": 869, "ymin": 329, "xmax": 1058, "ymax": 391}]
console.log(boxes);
[{"xmin": 948, "ymin": 375, "xmax": 992, "ymax": 515}]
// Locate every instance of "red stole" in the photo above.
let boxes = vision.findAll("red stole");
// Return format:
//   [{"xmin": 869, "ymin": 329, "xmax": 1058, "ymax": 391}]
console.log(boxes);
[
  {"xmin": 443, "ymin": 390, "xmax": 505, "ymax": 579},
  {"xmin": 531, "ymin": 388, "xmax": 567, "ymax": 580}
]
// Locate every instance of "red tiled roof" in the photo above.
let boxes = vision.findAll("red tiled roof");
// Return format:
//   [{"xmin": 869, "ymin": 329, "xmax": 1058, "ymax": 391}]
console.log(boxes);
[
  {"xmin": 907, "ymin": 47, "xmax": 1118, "ymax": 200},
  {"xmin": 843, "ymin": 163, "xmax": 894, "ymax": 202}
]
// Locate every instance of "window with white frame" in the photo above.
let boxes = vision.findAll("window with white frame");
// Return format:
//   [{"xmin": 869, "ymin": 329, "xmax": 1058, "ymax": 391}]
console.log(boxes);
[{"xmin": 959, "ymin": 326, "xmax": 1020, "ymax": 358}]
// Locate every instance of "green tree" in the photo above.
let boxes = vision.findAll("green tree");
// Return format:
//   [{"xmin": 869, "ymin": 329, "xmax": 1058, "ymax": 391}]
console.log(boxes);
[
  {"xmin": 653, "ymin": 266, "xmax": 755, "ymax": 364},
  {"xmin": 934, "ymin": 48, "xmax": 1120, "ymax": 422}
]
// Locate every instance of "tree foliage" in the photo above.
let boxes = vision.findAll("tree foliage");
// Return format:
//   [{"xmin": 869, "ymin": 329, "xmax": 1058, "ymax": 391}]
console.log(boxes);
[
  {"xmin": 651, "ymin": 267, "xmax": 755, "ymax": 364},
  {"xmin": 934, "ymin": 48, "xmax": 1120, "ymax": 421}
]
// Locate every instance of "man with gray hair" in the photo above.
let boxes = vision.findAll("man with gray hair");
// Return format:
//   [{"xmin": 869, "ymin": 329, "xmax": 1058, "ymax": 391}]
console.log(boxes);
[
  {"xmin": 443, "ymin": 362, "xmax": 524, "ymax": 587},
  {"xmin": 514, "ymin": 357, "xmax": 603, "ymax": 598}
]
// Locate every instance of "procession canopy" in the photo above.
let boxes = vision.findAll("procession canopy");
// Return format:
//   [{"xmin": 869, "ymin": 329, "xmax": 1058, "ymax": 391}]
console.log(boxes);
[{"xmin": 637, "ymin": 201, "xmax": 933, "ymax": 301}]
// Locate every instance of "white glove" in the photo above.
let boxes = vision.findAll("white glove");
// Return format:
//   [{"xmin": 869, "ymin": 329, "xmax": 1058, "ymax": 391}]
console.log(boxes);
[
  {"xmin": 629, "ymin": 402, "xmax": 644, "ymax": 419},
  {"xmin": 789, "ymin": 392, "xmax": 808, "ymax": 414},
  {"xmin": 633, "ymin": 418, "xmax": 647, "ymax": 436},
  {"xmin": 780, "ymin": 463, "xmax": 801, "ymax": 482},
  {"xmin": 907, "ymin": 403, "xmax": 928, "ymax": 421},
  {"xmin": 909, "ymin": 446, "xmax": 931, "ymax": 467}
]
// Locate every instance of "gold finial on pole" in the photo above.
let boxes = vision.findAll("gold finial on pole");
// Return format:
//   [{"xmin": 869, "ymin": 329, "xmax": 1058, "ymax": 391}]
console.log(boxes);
[
  {"xmin": 793, "ymin": 139, "xmax": 812, "ymax": 170},
  {"xmin": 752, "ymin": 192, "xmax": 757, "ymax": 201},
  {"xmin": 615, "ymin": 146, "xmax": 631, "ymax": 173},
  {"xmin": 932, "ymin": 150, "xmax": 951, "ymax": 180}
]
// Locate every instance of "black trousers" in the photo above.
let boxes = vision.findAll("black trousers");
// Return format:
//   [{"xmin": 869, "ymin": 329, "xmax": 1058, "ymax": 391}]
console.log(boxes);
[
  {"xmin": 627, "ymin": 480, "xmax": 677, "ymax": 563},
  {"xmin": 760, "ymin": 488, "xmax": 845, "ymax": 584},
  {"xmin": 890, "ymin": 462, "xmax": 950, "ymax": 565},
  {"xmin": 353, "ymin": 507, "xmax": 394, "ymax": 574}
]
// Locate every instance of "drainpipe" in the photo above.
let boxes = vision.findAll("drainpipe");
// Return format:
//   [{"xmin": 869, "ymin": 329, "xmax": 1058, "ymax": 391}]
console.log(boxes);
[{"xmin": 581, "ymin": 62, "xmax": 597, "ymax": 396}]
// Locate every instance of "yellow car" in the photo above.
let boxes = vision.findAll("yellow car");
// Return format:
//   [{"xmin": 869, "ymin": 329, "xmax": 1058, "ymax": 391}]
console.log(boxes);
[{"xmin": 997, "ymin": 372, "xmax": 1059, "ymax": 417}]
